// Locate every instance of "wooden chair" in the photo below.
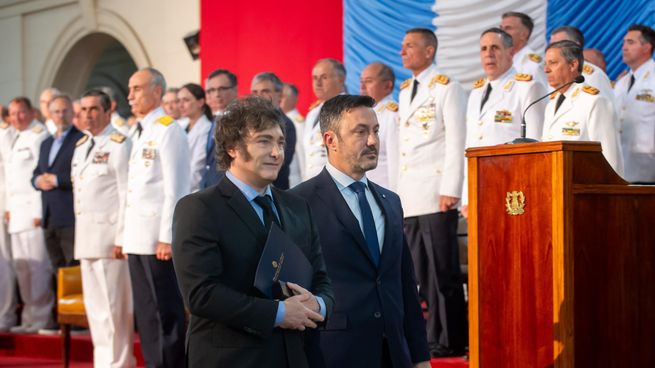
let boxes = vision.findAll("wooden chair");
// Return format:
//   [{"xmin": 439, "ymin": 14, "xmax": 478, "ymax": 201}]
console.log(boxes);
[{"xmin": 57, "ymin": 265, "xmax": 88, "ymax": 368}]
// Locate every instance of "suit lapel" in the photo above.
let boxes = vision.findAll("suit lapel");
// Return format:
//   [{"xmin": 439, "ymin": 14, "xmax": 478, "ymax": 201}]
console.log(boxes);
[
  {"xmin": 219, "ymin": 177, "xmax": 267, "ymax": 239},
  {"xmin": 315, "ymin": 169, "xmax": 377, "ymax": 267},
  {"xmin": 49, "ymin": 127, "xmax": 79, "ymax": 169}
]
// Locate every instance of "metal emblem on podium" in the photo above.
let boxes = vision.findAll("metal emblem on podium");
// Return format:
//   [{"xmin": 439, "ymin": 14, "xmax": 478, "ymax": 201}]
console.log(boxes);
[{"xmin": 505, "ymin": 191, "xmax": 525, "ymax": 215}]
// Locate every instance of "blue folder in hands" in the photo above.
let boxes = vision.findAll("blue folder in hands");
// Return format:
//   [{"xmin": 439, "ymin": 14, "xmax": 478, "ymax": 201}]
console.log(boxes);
[{"xmin": 254, "ymin": 224, "xmax": 313, "ymax": 299}]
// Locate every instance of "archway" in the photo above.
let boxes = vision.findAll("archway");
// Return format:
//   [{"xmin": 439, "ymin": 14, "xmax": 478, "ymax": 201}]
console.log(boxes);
[{"xmin": 52, "ymin": 33, "xmax": 137, "ymax": 117}]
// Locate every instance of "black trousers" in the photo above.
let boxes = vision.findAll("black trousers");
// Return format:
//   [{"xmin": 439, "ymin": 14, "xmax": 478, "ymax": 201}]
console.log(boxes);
[
  {"xmin": 404, "ymin": 210, "xmax": 467, "ymax": 352},
  {"xmin": 128, "ymin": 254, "xmax": 185, "ymax": 368},
  {"xmin": 44, "ymin": 225, "xmax": 77, "ymax": 269}
]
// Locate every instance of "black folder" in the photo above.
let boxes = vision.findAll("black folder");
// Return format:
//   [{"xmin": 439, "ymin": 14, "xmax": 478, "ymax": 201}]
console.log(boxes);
[{"xmin": 254, "ymin": 224, "xmax": 313, "ymax": 299}]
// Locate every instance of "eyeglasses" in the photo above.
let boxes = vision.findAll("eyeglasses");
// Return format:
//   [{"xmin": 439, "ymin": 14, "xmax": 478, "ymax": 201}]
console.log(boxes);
[{"xmin": 207, "ymin": 86, "xmax": 235, "ymax": 94}]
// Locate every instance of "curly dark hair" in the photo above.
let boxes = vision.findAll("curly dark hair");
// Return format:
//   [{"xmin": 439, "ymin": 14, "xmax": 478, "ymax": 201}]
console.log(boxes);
[{"xmin": 215, "ymin": 96, "xmax": 285, "ymax": 170}]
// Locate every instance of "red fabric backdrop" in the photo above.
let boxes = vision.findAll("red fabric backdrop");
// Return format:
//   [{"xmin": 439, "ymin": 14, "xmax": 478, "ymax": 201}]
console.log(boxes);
[{"xmin": 200, "ymin": 0, "xmax": 343, "ymax": 114}]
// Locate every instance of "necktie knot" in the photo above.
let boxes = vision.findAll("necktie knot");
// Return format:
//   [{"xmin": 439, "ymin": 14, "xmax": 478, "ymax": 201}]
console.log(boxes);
[
  {"xmin": 136, "ymin": 122, "xmax": 143, "ymax": 138},
  {"xmin": 628, "ymin": 74, "xmax": 636, "ymax": 92},
  {"xmin": 480, "ymin": 83, "xmax": 492, "ymax": 112},
  {"xmin": 348, "ymin": 181, "xmax": 366, "ymax": 195},
  {"xmin": 410, "ymin": 79, "xmax": 420, "ymax": 102},
  {"xmin": 85, "ymin": 137, "xmax": 95, "ymax": 159},
  {"xmin": 554, "ymin": 93, "xmax": 566, "ymax": 114},
  {"xmin": 254, "ymin": 194, "xmax": 280, "ymax": 229}
]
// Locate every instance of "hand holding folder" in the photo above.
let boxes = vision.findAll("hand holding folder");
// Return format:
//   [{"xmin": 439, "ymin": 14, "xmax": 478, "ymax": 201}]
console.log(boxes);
[{"xmin": 254, "ymin": 224, "xmax": 313, "ymax": 299}]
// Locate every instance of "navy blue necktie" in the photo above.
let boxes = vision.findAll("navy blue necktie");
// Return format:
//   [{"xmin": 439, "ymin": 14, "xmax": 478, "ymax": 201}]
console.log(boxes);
[
  {"xmin": 348, "ymin": 182, "xmax": 380, "ymax": 266},
  {"xmin": 254, "ymin": 195, "xmax": 280, "ymax": 230}
]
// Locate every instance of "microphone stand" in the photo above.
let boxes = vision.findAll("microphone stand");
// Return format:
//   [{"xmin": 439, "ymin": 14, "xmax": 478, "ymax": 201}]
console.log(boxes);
[{"xmin": 509, "ymin": 75, "xmax": 585, "ymax": 144}]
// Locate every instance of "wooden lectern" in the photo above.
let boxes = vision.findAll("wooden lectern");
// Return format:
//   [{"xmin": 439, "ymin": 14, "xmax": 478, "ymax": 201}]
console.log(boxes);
[{"xmin": 466, "ymin": 141, "xmax": 655, "ymax": 367}]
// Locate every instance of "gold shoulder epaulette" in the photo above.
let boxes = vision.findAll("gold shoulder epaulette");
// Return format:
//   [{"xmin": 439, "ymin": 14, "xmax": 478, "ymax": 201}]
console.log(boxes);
[
  {"xmin": 528, "ymin": 53, "xmax": 542, "ymax": 63},
  {"xmin": 31, "ymin": 125, "xmax": 44, "ymax": 134},
  {"xmin": 582, "ymin": 85, "xmax": 599, "ymax": 95},
  {"xmin": 429, "ymin": 74, "xmax": 449, "ymax": 87},
  {"xmin": 157, "ymin": 115, "xmax": 174, "ymax": 126},
  {"xmin": 515, "ymin": 73, "xmax": 533, "ymax": 82},
  {"xmin": 110, "ymin": 132, "xmax": 126, "ymax": 144},
  {"xmin": 76, "ymin": 135, "xmax": 88, "ymax": 147},
  {"xmin": 0, "ymin": 121, "xmax": 8, "ymax": 129},
  {"xmin": 400, "ymin": 78, "xmax": 411, "ymax": 90},
  {"xmin": 385, "ymin": 101, "xmax": 398, "ymax": 112},
  {"xmin": 114, "ymin": 117, "xmax": 126, "ymax": 127},
  {"xmin": 308, "ymin": 100, "xmax": 321, "ymax": 111},
  {"xmin": 583, "ymin": 64, "xmax": 594, "ymax": 75},
  {"xmin": 473, "ymin": 79, "xmax": 485, "ymax": 89}
]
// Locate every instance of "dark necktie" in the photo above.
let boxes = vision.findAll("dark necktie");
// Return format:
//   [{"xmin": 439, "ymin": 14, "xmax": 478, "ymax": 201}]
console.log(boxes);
[
  {"xmin": 410, "ymin": 79, "xmax": 419, "ymax": 102},
  {"xmin": 480, "ymin": 83, "xmax": 492, "ymax": 112},
  {"xmin": 136, "ymin": 122, "xmax": 143, "ymax": 139},
  {"xmin": 85, "ymin": 138, "xmax": 95, "ymax": 159},
  {"xmin": 628, "ymin": 74, "xmax": 636, "ymax": 92},
  {"xmin": 348, "ymin": 182, "xmax": 380, "ymax": 266},
  {"xmin": 554, "ymin": 94, "xmax": 566, "ymax": 115},
  {"xmin": 253, "ymin": 195, "xmax": 280, "ymax": 230}
]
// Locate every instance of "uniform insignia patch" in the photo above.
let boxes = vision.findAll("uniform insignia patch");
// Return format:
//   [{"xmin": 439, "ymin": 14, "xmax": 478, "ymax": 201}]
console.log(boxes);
[
  {"xmin": 550, "ymin": 93, "xmax": 558, "ymax": 100},
  {"xmin": 114, "ymin": 117, "xmax": 126, "ymax": 127},
  {"xmin": 582, "ymin": 85, "xmax": 599, "ymax": 95},
  {"xmin": 308, "ymin": 100, "xmax": 321, "ymax": 111},
  {"xmin": 31, "ymin": 125, "xmax": 44, "ymax": 134},
  {"xmin": 76, "ymin": 135, "xmax": 89, "ymax": 147},
  {"xmin": 429, "ymin": 74, "xmax": 449, "ymax": 88},
  {"xmin": 503, "ymin": 81, "xmax": 514, "ymax": 91},
  {"xmin": 92, "ymin": 151, "xmax": 110, "ymax": 164},
  {"xmin": 386, "ymin": 101, "xmax": 398, "ymax": 112},
  {"xmin": 528, "ymin": 53, "xmax": 542, "ymax": 63},
  {"xmin": 473, "ymin": 79, "xmax": 485, "ymax": 89},
  {"xmin": 293, "ymin": 115, "xmax": 305, "ymax": 123},
  {"xmin": 142, "ymin": 148, "xmax": 156, "ymax": 160},
  {"xmin": 562, "ymin": 127, "xmax": 581, "ymax": 136},
  {"xmin": 400, "ymin": 79, "xmax": 411, "ymax": 90},
  {"xmin": 636, "ymin": 90, "xmax": 655, "ymax": 103},
  {"xmin": 515, "ymin": 73, "xmax": 533, "ymax": 82},
  {"xmin": 110, "ymin": 132, "xmax": 126, "ymax": 143},
  {"xmin": 494, "ymin": 110, "xmax": 513, "ymax": 123},
  {"xmin": 645, "ymin": 71, "xmax": 651, "ymax": 79},
  {"xmin": 572, "ymin": 88, "xmax": 581, "ymax": 98},
  {"xmin": 583, "ymin": 64, "xmax": 594, "ymax": 75},
  {"xmin": 0, "ymin": 121, "xmax": 8, "ymax": 129},
  {"xmin": 157, "ymin": 116, "xmax": 174, "ymax": 126}
]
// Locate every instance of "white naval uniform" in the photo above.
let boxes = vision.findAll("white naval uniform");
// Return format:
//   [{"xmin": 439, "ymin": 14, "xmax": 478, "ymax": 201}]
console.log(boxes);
[
  {"xmin": 397, "ymin": 64, "xmax": 467, "ymax": 217},
  {"xmin": 301, "ymin": 101, "xmax": 327, "ymax": 181},
  {"xmin": 186, "ymin": 115, "xmax": 212, "ymax": 193},
  {"xmin": 462, "ymin": 68, "xmax": 547, "ymax": 205},
  {"xmin": 367, "ymin": 94, "xmax": 400, "ymax": 190},
  {"xmin": 513, "ymin": 46, "xmax": 548, "ymax": 87},
  {"xmin": 0, "ymin": 122, "xmax": 16, "ymax": 329},
  {"xmin": 123, "ymin": 107, "xmax": 190, "ymax": 254},
  {"xmin": 286, "ymin": 109, "xmax": 305, "ymax": 187},
  {"xmin": 613, "ymin": 58, "xmax": 655, "ymax": 183},
  {"xmin": 4, "ymin": 120, "xmax": 54, "ymax": 331},
  {"xmin": 111, "ymin": 112, "xmax": 130, "ymax": 135},
  {"xmin": 72, "ymin": 126, "xmax": 135, "ymax": 367},
  {"xmin": 581, "ymin": 62, "xmax": 614, "ymax": 101},
  {"xmin": 542, "ymin": 84, "xmax": 624, "ymax": 176}
]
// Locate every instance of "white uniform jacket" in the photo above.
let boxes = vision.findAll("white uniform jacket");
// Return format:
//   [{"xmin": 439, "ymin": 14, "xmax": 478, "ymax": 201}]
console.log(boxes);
[
  {"xmin": 542, "ymin": 84, "xmax": 624, "ymax": 176},
  {"xmin": 123, "ymin": 107, "xmax": 190, "ymax": 254},
  {"xmin": 72, "ymin": 126, "xmax": 131, "ymax": 259},
  {"xmin": 4, "ymin": 121, "xmax": 49, "ymax": 233},
  {"xmin": 186, "ymin": 115, "xmax": 212, "ymax": 193},
  {"xmin": 367, "ymin": 94, "xmax": 399, "ymax": 190},
  {"xmin": 301, "ymin": 101, "xmax": 327, "ymax": 181},
  {"xmin": 0, "ymin": 122, "xmax": 16, "ymax": 214},
  {"xmin": 581, "ymin": 62, "xmax": 614, "ymax": 101},
  {"xmin": 613, "ymin": 58, "xmax": 655, "ymax": 182},
  {"xmin": 397, "ymin": 64, "xmax": 467, "ymax": 217},
  {"xmin": 513, "ymin": 46, "xmax": 548, "ymax": 87}
]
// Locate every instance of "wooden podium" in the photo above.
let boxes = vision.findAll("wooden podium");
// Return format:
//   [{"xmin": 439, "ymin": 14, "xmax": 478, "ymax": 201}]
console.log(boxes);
[{"xmin": 466, "ymin": 141, "xmax": 655, "ymax": 368}]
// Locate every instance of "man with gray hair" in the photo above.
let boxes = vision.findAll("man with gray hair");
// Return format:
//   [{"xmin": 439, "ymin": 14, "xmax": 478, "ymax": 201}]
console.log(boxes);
[
  {"xmin": 550, "ymin": 26, "xmax": 614, "ymax": 100},
  {"xmin": 542, "ymin": 40, "xmax": 623, "ymax": 174},
  {"xmin": 39, "ymin": 87, "xmax": 61, "ymax": 135},
  {"xmin": 500, "ymin": 12, "xmax": 547, "ymax": 86},
  {"xmin": 302, "ymin": 58, "xmax": 346, "ymax": 181},
  {"xmin": 123, "ymin": 67, "xmax": 190, "ymax": 367},
  {"xmin": 251, "ymin": 72, "xmax": 297, "ymax": 189}
]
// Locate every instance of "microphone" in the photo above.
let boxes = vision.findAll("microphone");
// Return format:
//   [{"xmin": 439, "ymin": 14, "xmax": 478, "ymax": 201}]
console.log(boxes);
[{"xmin": 510, "ymin": 75, "xmax": 585, "ymax": 144}]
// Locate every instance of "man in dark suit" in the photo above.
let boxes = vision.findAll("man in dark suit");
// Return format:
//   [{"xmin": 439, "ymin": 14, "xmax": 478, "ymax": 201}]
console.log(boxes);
[
  {"xmin": 32, "ymin": 94, "xmax": 84, "ymax": 270},
  {"xmin": 172, "ymin": 96, "xmax": 334, "ymax": 368},
  {"xmin": 291, "ymin": 95, "xmax": 430, "ymax": 368}
]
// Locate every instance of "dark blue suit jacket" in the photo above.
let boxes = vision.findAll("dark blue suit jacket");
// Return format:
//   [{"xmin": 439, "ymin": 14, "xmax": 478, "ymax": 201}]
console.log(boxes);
[
  {"xmin": 291, "ymin": 169, "xmax": 430, "ymax": 368},
  {"xmin": 32, "ymin": 126, "xmax": 84, "ymax": 228}
]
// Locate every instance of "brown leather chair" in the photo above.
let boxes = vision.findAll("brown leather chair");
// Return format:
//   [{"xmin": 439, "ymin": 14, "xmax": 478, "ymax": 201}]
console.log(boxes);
[{"xmin": 57, "ymin": 266, "xmax": 88, "ymax": 368}]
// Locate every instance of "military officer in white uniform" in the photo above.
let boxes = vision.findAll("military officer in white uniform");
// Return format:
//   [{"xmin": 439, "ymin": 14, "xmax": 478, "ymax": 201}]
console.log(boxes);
[
  {"xmin": 0, "ymin": 118, "xmax": 17, "ymax": 331},
  {"xmin": 281, "ymin": 83, "xmax": 305, "ymax": 187},
  {"xmin": 123, "ymin": 68, "xmax": 189, "ymax": 368},
  {"xmin": 462, "ymin": 28, "xmax": 547, "ymax": 216},
  {"xmin": 542, "ymin": 40, "xmax": 624, "ymax": 175},
  {"xmin": 614, "ymin": 24, "xmax": 655, "ymax": 183},
  {"xmin": 398, "ymin": 28, "xmax": 467, "ymax": 358},
  {"xmin": 360, "ymin": 62, "xmax": 400, "ymax": 190},
  {"xmin": 4, "ymin": 97, "xmax": 54, "ymax": 334},
  {"xmin": 501, "ymin": 11, "xmax": 548, "ymax": 87},
  {"xmin": 73, "ymin": 90, "xmax": 135, "ymax": 367},
  {"xmin": 549, "ymin": 26, "xmax": 614, "ymax": 100},
  {"xmin": 302, "ymin": 58, "xmax": 346, "ymax": 181}
]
